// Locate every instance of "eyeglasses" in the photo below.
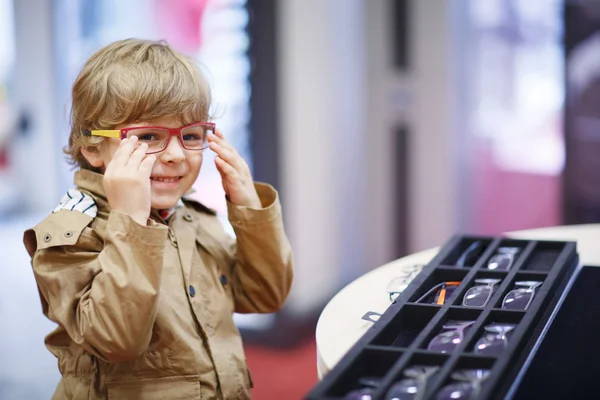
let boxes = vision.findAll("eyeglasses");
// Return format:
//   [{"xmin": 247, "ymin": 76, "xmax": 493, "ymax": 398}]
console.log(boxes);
[
  {"xmin": 486, "ymin": 247, "xmax": 520, "ymax": 271},
  {"xmin": 462, "ymin": 279, "xmax": 501, "ymax": 308},
  {"xmin": 435, "ymin": 369, "xmax": 490, "ymax": 400},
  {"xmin": 501, "ymin": 281, "xmax": 543, "ymax": 310},
  {"xmin": 427, "ymin": 320, "xmax": 475, "ymax": 353},
  {"xmin": 384, "ymin": 365, "xmax": 439, "ymax": 400},
  {"xmin": 456, "ymin": 241, "xmax": 484, "ymax": 267},
  {"xmin": 416, "ymin": 281, "xmax": 462, "ymax": 305},
  {"xmin": 474, "ymin": 323, "xmax": 516, "ymax": 356},
  {"xmin": 386, "ymin": 264, "xmax": 424, "ymax": 301},
  {"xmin": 82, "ymin": 121, "xmax": 215, "ymax": 154}
]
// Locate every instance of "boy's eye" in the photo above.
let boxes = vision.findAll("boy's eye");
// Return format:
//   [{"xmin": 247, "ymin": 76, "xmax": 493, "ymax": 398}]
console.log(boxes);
[
  {"xmin": 135, "ymin": 133, "xmax": 161, "ymax": 141},
  {"xmin": 182, "ymin": 133, "xmax": 203, "ymax": 141}
]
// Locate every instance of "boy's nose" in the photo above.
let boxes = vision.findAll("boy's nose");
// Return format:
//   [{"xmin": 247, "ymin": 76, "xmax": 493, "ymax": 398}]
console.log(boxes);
[{"xmin": 159, "ymin": 136, "xmax": 185, "ymax": 163}]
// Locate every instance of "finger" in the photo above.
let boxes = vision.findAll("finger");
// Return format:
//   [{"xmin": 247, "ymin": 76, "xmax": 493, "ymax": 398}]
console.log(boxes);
[
  {"xmin": 104, "ymin": 139, "xmax": 129, "ymax": 174},
  {"xmin": 138, "ymin": 154, "xmax": 157, "ymax": 176},
  {"xmin": 214, "ymin": 129, "xmax": 225, "ymax": 139},
  {"xmin": 209, "ymin": 141, "xmax": 245, "ymax": 171},
  {"xmin": 208, "ymin": 130, "xmax": 234, "ymax": 151},
  {"xmin": 126, "ymin": 142, "xmax": 149, "ymax": 169},
  {"xmin": 207, "ymin": 128, "xmax": 225, "ymax": 141},
  {"xmin": 214, "ymin": 157, "xmax": 228, "ymax": 184},
  {"xmin": 215, "ymin": 156, "xmax": 238, "ymax": 181},
  {"xmin": 112, "ymin": 136, "xmax": 138, "ymax": 166}
]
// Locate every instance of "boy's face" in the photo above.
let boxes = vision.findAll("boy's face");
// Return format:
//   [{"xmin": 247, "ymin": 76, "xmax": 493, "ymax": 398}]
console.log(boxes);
[{"xmin": 84, "ymin": 116, "xmax": 203, "ymax": 210}]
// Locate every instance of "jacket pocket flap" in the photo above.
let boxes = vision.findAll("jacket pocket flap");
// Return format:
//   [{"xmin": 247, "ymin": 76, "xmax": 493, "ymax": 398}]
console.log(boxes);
[{"xmin": 107, "ymin": 375, "xmax": 201, "ymax": 400}]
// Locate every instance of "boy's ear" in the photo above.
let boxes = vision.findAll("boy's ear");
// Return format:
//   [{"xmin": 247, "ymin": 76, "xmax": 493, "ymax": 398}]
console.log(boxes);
[{"xmin": 80, "ymin": 146, "xmax": 105, "ymax": 168}]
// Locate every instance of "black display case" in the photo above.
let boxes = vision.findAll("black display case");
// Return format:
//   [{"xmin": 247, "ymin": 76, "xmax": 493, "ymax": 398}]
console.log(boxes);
[{"xmin": 305, "ymin": 235, "xmax": 579, "ymax": 400}]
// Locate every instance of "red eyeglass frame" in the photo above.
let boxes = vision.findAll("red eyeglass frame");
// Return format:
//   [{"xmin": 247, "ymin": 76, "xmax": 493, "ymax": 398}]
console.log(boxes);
[{"xmin": 83, "ymin": 122, "xmax": 216, "ymax": 153}]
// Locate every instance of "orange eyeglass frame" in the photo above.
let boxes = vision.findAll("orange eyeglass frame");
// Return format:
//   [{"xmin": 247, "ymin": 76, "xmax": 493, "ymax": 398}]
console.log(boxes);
[{"xmin": 416, "ymin": 281, "xmax": 462, "ymax": 305}]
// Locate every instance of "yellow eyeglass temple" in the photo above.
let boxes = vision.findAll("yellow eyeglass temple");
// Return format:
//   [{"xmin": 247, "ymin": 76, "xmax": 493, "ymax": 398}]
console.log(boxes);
[
  {"xmin": 87, "ymin": 130, "xmax": 121, "ymax": 138},
  {"xmin": 92, "ymin": 130, "xmax": 121, "ymax": 138}
]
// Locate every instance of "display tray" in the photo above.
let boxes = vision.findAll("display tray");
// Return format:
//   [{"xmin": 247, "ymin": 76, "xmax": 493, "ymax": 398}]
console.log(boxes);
[{"xmin": 305, "ymin": 235, "xmax": 579, "ymax": 400}]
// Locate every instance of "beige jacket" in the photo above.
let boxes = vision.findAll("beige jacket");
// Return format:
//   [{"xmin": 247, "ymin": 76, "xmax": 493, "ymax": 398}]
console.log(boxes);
[{"xmin": 23, "ymin": 169, "xmax": 294, "ymax": 399}]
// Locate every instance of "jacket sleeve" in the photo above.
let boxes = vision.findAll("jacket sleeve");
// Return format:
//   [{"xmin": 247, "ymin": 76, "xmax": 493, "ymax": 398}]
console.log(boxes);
[
  {"xmin": 23, "ymin": 209, "xmax": 168, "ymax": 363},
  {"xmin": 225, "ymin": 182, "xmax": 294, "ymax": 314}
]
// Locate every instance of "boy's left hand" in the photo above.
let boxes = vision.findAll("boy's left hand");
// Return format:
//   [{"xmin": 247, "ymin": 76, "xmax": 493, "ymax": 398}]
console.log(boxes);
[{"xmin": 208, "ymin": 130, "xmax": 262, "ymax": 209}]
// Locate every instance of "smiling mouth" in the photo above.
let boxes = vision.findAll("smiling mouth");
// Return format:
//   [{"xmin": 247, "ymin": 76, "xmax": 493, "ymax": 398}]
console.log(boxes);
[{"xmin": 151, "ymin": 176, "xmax": 183, "ymax": 183}]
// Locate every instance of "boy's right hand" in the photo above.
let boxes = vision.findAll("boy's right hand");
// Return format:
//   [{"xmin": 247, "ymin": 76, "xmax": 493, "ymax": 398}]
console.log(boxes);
[{"xmin": 103, "ymin": 136, "xmax": 156, "ymax": 226}]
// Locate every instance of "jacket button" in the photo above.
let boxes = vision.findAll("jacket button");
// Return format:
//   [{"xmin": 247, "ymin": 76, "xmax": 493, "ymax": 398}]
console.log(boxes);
[
  {"xmin": 220, "ymin": 275, "xmax": 228, "ymax": 285},
  {"xmin": 189, "ymin": 285, "xmax": 196, "ymax": 297},
  {"xmin": 183, "ymin": 214, "xmax": 193, "ymax": 222}
]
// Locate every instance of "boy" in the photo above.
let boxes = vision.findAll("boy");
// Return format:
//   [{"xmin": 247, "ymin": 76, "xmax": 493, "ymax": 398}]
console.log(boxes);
[{"xmin": 22, "ymin": 38, "xmax": 294, "ymax": 399}]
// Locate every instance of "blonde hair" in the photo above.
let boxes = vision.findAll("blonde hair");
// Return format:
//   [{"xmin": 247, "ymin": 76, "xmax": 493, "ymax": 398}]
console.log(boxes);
[{"xmin": 65, "ymin": 38, "xmax": 212, "ymax": 169}]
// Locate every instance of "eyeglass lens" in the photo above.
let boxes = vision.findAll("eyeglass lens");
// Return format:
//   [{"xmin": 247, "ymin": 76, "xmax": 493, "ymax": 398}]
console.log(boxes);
[
  {"xmin": 435, "ymin": 382, "xmax": 477, "ymax": 400},
  {"xmin": 384, "ymin": 366, "xmax": 439, "ymax": 400},
  {"xmin": 486, "ymin": 247, "xmax": 520, "ymax": 271},
  {"xmin": 474, "ymin": 323, "xmax": 516, "ymax": 356},
  {"xmin": 343, "ymin": 387, "xmax": 376, "ymax": 400},
  {"xmin": 427, "ymin": 320, "xmax": 475, "ymax": 353},
  {"xmin": 462, "ymin": 279, "xmax": 500, "ymax": 308},
  {"xmin": 502, "ymin": 281, "xmax": 542, "ymax": 310},
  {"xmin": 126, "ymin": 125, "xmax": 211, "ymax": 153},
  {"xmin": 435, "ymin": 369, "xmax": 490, "ymax": 400}
]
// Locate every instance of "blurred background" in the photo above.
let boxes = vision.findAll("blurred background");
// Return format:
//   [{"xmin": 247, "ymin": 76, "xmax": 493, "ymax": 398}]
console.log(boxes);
[{"xmin": 1, "ymin": 0, "xmax": 599, "ymax": 398}]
